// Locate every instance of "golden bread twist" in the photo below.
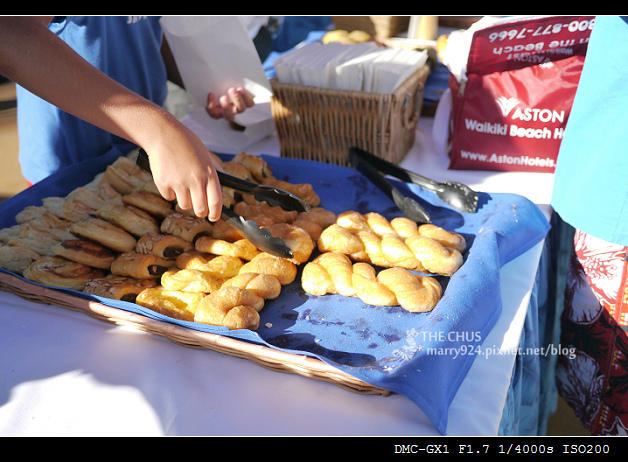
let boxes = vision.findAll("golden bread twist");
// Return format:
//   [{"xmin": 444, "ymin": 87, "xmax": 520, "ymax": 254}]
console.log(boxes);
[
  {"xmin": 302, "ymin": 252, "xmax": 442, "ymax": 313},
  {"xmin": 317, "ymin": 211, "xmax": 466, "ymax": 276}
]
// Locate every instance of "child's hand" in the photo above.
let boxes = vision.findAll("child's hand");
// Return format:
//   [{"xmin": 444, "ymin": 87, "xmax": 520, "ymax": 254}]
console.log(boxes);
[
  {"xmin": 206, "ymin": 87, "xmax": 255, "ymax": 123},
  {"xmin": 145, "ymin": 119, "xmax": 223, "ymax": 222}
]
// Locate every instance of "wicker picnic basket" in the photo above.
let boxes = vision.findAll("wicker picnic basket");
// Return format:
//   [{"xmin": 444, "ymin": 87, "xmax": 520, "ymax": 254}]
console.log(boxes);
[{"xmin": 270, "ymin": 64, "xmax": 430, "ymax": 167}]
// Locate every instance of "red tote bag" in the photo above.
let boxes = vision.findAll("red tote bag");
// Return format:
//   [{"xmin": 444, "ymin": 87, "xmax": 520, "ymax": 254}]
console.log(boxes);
[{"xmin": 447, "ymin": 16, "xmax": 594, "ymax": 173}]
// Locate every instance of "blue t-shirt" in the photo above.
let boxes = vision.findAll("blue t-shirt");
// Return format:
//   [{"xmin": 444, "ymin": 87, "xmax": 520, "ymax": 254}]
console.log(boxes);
[
  {"xmin": 551, "ymin": 15, "xmax": 628, "ymax": 247},
  {"xmin": 16, "ymin": 16, "xmax": 168, "ymax": 184}
]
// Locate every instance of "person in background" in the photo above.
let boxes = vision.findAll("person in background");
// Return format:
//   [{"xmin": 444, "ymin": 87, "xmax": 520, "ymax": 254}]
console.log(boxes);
[
  {"xmin": 551, "ymin": 15, "xmax": 628, "ymax": 435},
  {"xmin": 0, "ymin": 16, "xmax": 254, "ymax": 222}
]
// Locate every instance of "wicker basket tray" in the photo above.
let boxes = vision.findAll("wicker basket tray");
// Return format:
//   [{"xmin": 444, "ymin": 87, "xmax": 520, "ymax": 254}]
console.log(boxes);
[
  {"xmin": 331, "ymin": 16, "xmax": 411, "ymax": 39},
  {"xmin": 270, "ymin": 64, "xmax": 430, "ymax": 167},
  {"xmin": 0, "ymin": 271, "xmax": 390, "ymax": 396}
]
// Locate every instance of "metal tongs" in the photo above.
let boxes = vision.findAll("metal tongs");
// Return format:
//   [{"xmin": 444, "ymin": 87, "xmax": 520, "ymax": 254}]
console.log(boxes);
[
  {"xmin": 136, "ymin": 149, "xmax": 310, "ymax": 259},
  {"xmin": 349, "ymin": 147, "xmax": 479, "ymax": 218}
]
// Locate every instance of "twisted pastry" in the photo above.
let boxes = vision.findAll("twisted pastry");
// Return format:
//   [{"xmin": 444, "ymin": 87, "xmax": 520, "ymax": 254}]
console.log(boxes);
[
  {"xmin": 268, "ymin": 223, "xmax": 314, "ymax": 264},
  {"xmin": 194, "ymin": 286, "xmax": 264, "ymax": 330},
  {"xmin": 136, "ymin": 287, "xmax": 205, "ymax": 322},
  {"xmin": 195, "ymin": 236, "xmax": 260, "ymax": 261},
  {"xmin": 291, "ymin": 207, "xmax": 336, "ymax": 241},
  {"xmin": 318, "ymin": 211, "xmax": 465, "ymax": 276},
  {"xmin": 238, "ymin": 252, "xmax": 297, "ymax": 285},
  {"xmin": 220, "ymin": 272, "xmax": 281, "ymax": 300},
  {"xmin": 302, "ymin": 252, "xmax": 442, "ymax": 313},
  {"xmin": 175, "ymin": 251, "xmax": 243, "ymax": 279},
  {"xmin": 301, "ymin": 251, "xmax": 355, "ymax": 297},
  {"xmin": 160, "ymin": 268, "xmax": 225, "ymax": 293}
]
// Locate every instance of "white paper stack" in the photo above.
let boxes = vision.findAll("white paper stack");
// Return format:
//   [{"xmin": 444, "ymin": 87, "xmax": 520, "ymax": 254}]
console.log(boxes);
[{"xmin": 273, "ymin": 42, "xmax": 428, "ymax": 94}]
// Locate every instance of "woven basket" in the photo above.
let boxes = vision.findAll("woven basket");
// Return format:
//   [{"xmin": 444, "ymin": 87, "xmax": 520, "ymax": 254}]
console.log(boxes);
[
  {"xmin": 0, "ymin": 271, "xmax": 391, "ymax": 396},
  {"xmin": 331, "ymin": 16, "xmax": 411, "ymax": 39},
  {"xmin": 270, "ymin": 64, "xmax": 429, "ymax": 166}
]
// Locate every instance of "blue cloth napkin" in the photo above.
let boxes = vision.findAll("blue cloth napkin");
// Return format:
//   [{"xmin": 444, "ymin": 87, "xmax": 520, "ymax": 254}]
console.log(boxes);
[{"xmin": 0, "ymin": 149, "xmax": 550, "ymax": 434}]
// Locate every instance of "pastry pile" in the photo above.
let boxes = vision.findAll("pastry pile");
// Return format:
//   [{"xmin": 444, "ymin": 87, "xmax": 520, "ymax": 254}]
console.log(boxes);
[{"xmin": 0, "ymin": 151, "xmax": 467, "ymax": 330}]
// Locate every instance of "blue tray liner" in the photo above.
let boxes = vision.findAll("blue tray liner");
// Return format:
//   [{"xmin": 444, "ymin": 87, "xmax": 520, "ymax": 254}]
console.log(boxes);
[{"xmin": 0, "ymin": 148, "xmax": 550, "ymax": 434}]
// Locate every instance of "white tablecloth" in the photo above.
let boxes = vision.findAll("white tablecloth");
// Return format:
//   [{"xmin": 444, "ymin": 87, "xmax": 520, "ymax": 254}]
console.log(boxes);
[{"xmin": 0, "ymin": 116, "xmax": 554, "ymax": 436}]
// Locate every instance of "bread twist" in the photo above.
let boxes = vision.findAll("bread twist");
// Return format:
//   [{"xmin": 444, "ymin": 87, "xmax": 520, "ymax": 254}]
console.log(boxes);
[
  {"xmin": 175, "ymin": 251, "xmax": 243, "ymax": 279},
  {"xmin": 317, "ymin": 211, "xmax": 465, "ymax": 276},
  {"xmin": 238, "ymin": 252, "xmax": 297, "ymax": 285},
  {"xmin": 302, "ymin": 252, "xmax": 442, "ymax": 313},
  {"xmin": 160, "ymin": 268, "xmax": 225, "ymax": 293},
  {"xmin": 220, "ymin": 272, "xmax": 282, "ymax": 300},
  {"xmin": 195, "ymin": 236, "xmax": 261, "ymax": 261},
  {"xmin": 136, "ymin": 287, "xmax": 205, "ymax": 322},
  {"xmin": 194, "ymin": 286, "xmax": 264, "ymax": 330}
]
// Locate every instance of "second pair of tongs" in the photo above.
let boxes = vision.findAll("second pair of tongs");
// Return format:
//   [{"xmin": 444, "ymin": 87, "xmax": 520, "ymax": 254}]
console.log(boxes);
[
  {"xmin": 136, "ymin": 149, "xmax": 310, "ymax": 259},
  {"xmin": 349, "ymin": 147, "xmax": 478, "ymax": 216}
]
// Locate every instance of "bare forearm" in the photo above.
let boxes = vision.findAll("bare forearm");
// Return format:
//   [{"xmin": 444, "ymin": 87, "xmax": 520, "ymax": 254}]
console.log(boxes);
[
  {"xmin": 0, "ymin": 16, "xmax": 176, "ymax": 149},
  {"xmin": 0, "ymin": 16, "xmax": 224, "ymax": 221}
]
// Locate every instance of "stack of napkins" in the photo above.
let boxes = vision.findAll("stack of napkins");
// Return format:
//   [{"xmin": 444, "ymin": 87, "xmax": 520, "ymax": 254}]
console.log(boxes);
[{"xmin": 273, "ymin": 42, "xmax": 428, "ymax": 94}]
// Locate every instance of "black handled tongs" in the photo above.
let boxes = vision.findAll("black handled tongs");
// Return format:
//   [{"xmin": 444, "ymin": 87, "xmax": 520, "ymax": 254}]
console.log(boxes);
[
  {"xmin": 350, "ymin": 147, "xmax": 478, "ymax": 215},
  {"xmin": 349, "ymin": 147, "xmax": 431, "ymax": 224},
  {"xmin": 136, "ymin": 149, "xmax": 310, "ymax": 259}
]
